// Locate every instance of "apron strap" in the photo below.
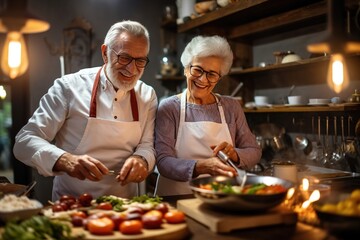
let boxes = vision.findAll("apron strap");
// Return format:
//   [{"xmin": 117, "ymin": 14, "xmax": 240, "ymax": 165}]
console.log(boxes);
[
  {"xmin": 89, "ymin": 66, "xmax": 103, "ymax": 118},
  {"xmin": 130, "ymin": 89, "xmax": 139, "ymax": 121},
  {"xmin": 89, "ymin": 66, "xmax": 139, "ymax": 121}
]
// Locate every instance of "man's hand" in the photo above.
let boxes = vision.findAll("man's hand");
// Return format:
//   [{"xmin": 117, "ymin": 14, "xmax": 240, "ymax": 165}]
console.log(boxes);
[
  {"xmin": 53, "ymin": 152, "xmax": 109, "ymax": 181},
  {"xmin": 116, "ymin": 155, "xmax": 148, "ymax": 186}
]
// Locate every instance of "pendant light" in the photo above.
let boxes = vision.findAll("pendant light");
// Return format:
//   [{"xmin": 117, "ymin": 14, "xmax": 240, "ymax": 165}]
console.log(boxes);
[
  {"xmin": 0, "ymin": 0, "xmax": 50, "ymax": 79},
  {"xmin": 307, "ymin": 0, "xmax": 360, "ymax": 93}
]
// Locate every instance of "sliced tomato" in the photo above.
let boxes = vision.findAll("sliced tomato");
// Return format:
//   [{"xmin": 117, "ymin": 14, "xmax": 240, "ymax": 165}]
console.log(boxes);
[
  {"xmin": 164, "ymin": 210, "xmax": 185, "ymax": 224},
  {"xmin": 120, "ymin": 220, "xmax": 143, "ymax": 234},
  {"xmin": 96, "ymin": 202, "xmax": 113, "ymax": 210},
  {"xmin": 142, "ymin": 210, "xmax": 163, "ymax": 229},
  {"xmin": 87, "ymin": 217, "xmax": 114, "ymax": 235}
]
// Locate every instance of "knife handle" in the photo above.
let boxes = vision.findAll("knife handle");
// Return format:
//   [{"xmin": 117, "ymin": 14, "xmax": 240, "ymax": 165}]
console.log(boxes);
[{"xmin": 217, "ymin": 150, "xmax": 229, "ymax": 163}]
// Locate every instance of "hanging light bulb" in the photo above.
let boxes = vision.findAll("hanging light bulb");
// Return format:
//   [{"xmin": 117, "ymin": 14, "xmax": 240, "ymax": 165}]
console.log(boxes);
[
  {"xmin": 1, "ymin": 31, "xmax": 29, "ymax": 79},
  {"xmin": 0, "ymin": 85, "xmax": 6, "ymax": 100},
  {"xmin": 307, "ymin": 0, "xmax": 360, "ymax": 93},
  {"xmin": 0, "ymin": 0, "xmax": 50, "ymax": 79},
  {"xmin": 327, "ymin": 54, "xmax": 349, "ymax": 93}
]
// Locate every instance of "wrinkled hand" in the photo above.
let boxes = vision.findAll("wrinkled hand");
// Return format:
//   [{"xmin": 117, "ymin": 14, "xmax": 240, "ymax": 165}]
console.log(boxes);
[
  {"xmin": 194, "ymin": 157, "xmax": 236, "ymax": 177},
  {"xmin": 116, "ymin": 155, "xmax": 148, "ymax": 186},
  {"xmin": 211, "ymin": 142, "xmax": 239, "ymax": 163},
  {"xmin": 53, "ymin": 152, "xmax": 109, "ymax": 181}
]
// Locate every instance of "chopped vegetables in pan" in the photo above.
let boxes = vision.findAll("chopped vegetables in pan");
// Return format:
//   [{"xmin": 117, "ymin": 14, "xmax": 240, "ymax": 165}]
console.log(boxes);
[{"xmin": 199, "ymin": 182, "xmax": 287, "ymax": 195}]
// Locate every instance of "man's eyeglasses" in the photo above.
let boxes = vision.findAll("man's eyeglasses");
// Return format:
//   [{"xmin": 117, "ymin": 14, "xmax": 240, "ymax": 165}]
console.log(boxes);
[
  {"xmin": 110, "ymin": 48, "xmax": 149, "ymax": 68},
  {"xmin": 189, "ymin": 65, "xmax": 221, "ymax": 83}
]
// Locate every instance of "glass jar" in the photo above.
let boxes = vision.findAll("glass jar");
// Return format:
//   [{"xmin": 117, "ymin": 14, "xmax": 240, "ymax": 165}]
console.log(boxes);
[{"xmin": 160, "ymin": 45, "xmax": 178, "ymax": 76}]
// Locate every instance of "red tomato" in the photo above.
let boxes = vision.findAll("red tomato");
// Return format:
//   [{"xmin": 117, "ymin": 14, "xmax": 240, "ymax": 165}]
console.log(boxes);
[
  {"xmin": 155, "ymin": 203, "xmax": 169, "ymax": 214},
  {"xmin": 71, "ymin": 211, "xmax": 87, "ymax": 219},
  {"xmin": 71, "ymin": 216, "xmax": 85, "ymax": 227},
  {"xmin": 52, "ymin": 204, "xmax": 64, "ymax": 212},
  {"xmin": 164, "ymin": 210, "xmax": 185, "ymax": 224},
  {"xmin": 120, "ymin": 220, "xmax": 143, "ymax": 234},
  {"xmin": 96, "ymin": 202, "xmax": 113, "ymax": 210},
  {"xmin": 110, "ymin": 214, "xmax": 126, "ymax": 230},
  {"xmin": 60, "ymin": 195, "xmax": 76, "ymax": 203},
  {"xmin": 78, "ymin": 193, "xmax": 93, "ymax": 207},
  {"xmin": 87, "ymin": 217, "xmax": 114, "ymax": 235},
  {"xmin": 141, "ymin": 210, "xmax": 163, "ymax": 229}
]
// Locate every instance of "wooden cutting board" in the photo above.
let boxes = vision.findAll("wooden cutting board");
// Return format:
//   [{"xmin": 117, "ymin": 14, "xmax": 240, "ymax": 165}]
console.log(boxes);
[
  {"xmin": 71, "ymin": 222, "xmax": 189, "ymax": 240},
  {"xmin": 177, "ymin": 198, "xmax": 297, "ymax": 233}
]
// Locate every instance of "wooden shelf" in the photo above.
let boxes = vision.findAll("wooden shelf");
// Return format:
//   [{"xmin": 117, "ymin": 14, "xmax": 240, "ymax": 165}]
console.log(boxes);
[
  {"xmin": 178, "ymin": 0, "xmax": 327, "ymax": 40},
  {"xmin": 244, "ymin": 104, "xmax": 360, "ymax": 113},
  {"xmin": 177, "ymin": 0, "xmax": 359, "ymax": 43},
  {"xmin": 230, "ymin": 56, "xmax": 329, "ymax": 75}
]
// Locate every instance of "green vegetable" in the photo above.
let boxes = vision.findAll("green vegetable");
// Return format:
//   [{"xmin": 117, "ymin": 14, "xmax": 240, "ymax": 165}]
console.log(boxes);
[
  {"xmin": 1, "ymin": 216, "xmax": 79, "ymax": 240},
  {"xmin": 130, "ymin": 194, "xmax": 163, "ymax": 204},
  {"xmin": 96, "ymin": 195, "xmax": 125, "ymax": 211},
  {"xmin": 246, "ymin": 183, "xmax": 266, "ymax": 194}
]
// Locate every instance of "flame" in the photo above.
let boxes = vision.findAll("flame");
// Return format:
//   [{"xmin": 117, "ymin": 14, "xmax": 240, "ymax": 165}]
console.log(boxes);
[
  {"xmin": 301, "ymin": 190, "xmax": 320, "ymax": 209},
  {"xmin": 302, "ymin": 178, "xmax": 309, "ymax": 191},
  {"xmin": 286, "ymin": 187, "xmax": 295, "ymax": 199}
]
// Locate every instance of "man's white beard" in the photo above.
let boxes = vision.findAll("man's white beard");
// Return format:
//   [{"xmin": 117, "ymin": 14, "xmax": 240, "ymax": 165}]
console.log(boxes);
[{"xmin": 106, "ymin": 65, "xmax": 138, "ymax": 91}]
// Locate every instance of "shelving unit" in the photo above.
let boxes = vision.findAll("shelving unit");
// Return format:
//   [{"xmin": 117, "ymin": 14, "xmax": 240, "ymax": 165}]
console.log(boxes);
[
  {"xmin": 175, "ymin": 0, "xmax": 360, "ymax": 113},
  {"xmin": 244, "ymin": 104, "xmax": 360, "ymax": 113}
]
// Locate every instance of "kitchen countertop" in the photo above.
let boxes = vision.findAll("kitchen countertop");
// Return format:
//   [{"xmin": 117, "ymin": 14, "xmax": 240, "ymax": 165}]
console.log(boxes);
[{"xmin": 162, "ymin": 195, "xmax": 340, "ymax": 240}]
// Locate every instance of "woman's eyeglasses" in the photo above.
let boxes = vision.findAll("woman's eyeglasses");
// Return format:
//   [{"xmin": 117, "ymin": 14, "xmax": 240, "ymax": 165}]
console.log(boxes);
[
  {"xmin": 110, "ymin": 48, "xmax": 149, "ymax": 68},
  {"xmin": 189, "ymin": 65, "xmax": 221, "ymax": 83}
]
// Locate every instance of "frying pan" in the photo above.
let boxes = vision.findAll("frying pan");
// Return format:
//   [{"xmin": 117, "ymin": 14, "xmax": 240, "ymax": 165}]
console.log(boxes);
[
  {"xmin": 313, "ymin": 191, "xmax": 360, "ymax": 237},
  {"xmin": 189, "ymin": 175, "xmax": 294, "ymax": 211}
]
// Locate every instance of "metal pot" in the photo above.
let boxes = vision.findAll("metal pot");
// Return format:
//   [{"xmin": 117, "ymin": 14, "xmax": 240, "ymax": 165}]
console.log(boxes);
[{"xmin": 253, "ymin": 123, "xmax": 289, "ymax": 152}]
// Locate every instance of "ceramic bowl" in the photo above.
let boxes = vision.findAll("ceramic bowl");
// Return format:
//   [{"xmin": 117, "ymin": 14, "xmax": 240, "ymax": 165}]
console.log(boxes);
[{"xmin": 254, "ymin": 96, "xmax": 269, "ymax": 106}]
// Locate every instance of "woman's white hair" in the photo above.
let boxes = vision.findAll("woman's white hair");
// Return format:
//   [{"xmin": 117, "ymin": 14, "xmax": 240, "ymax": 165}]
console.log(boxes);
[
  {"xmin": 104, "ymin": 20, "xmax": 150, "ymax": 51},
  {"xmin": 180, "ymin": 35, "xmax": 233, "ymax": 75}
]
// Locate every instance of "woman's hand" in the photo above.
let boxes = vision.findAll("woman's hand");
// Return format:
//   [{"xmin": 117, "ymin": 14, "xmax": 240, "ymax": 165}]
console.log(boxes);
[
  {"xmin": 211, "ymin": 142, "xmax": 239, "ymax": 163},
  {"xmin": 194, "ymin": 157, "xmax": 236, "ymax": 177}
]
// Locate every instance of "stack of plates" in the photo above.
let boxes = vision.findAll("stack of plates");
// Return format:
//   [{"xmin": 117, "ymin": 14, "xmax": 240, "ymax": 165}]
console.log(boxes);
[{"xmin": 308, "ymin": 98, "xmax": 331, "ymax": 106}]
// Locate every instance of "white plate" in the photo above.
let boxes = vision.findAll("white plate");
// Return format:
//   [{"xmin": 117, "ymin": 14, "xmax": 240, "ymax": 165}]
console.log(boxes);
[
  {"xmin": 0, "ymin": 200, "xmax": 43, "ymax": 222},
  {"xmin": 285, "ymin": 104, "xmax": 307, "ymax": 107},
  {"xmin": 308, "ymin": 103, "xmax": 330, "ymax": 106},
  {"xmin": 255, "ymin": 104, "xmax": 272, "ymax": 108}
]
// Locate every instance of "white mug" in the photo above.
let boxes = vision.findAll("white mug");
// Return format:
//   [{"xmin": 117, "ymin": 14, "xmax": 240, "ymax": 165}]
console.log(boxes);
[{"xmin": 273, "ymin": 162, "xmax": 298, "ymax": 183}]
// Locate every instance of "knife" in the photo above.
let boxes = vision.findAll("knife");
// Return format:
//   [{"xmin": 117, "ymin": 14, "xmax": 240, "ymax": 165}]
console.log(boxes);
[{"xmin": 217, "ymin": 150, "xmax": 247, "ymax": 190}]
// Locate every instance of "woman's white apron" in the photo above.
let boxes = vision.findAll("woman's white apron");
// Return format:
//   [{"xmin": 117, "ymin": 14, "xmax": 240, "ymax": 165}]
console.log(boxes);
[{"xmin": 155, "ymin": 90, "xmax": 233, "ymax": 196}]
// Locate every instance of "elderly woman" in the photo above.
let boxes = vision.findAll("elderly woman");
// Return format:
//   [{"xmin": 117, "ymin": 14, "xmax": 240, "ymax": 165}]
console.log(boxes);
[{"xmin": 154, "ymin": 35, "xmax": 261, "ymax": 196}]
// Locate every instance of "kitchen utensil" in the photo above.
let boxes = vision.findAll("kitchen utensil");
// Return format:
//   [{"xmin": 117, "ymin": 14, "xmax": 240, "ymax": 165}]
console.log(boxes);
[
  {"xmin": 230, "ymin": 81, "xmax": 243, "ymax": 97},
  {"xmin": 217, "ymin": 150, "xmax": 246, "ymax": 190},
  {"xmin": 189, "ymin": 175, "xmax": 294, "ymax": 211},
  {"xmin": 17, "ymin": 181, "xmax": 37, "ymax": 197}
]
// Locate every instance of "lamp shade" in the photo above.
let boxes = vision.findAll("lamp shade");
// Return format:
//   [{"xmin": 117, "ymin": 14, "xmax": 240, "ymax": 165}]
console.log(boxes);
[
  {"xmin": 0, "ymin": 0, "xmax": 50, "ymax": 33},
  {"xmin": 307, "ymin": 0, "xmax": 360, "ymax": 54}
]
